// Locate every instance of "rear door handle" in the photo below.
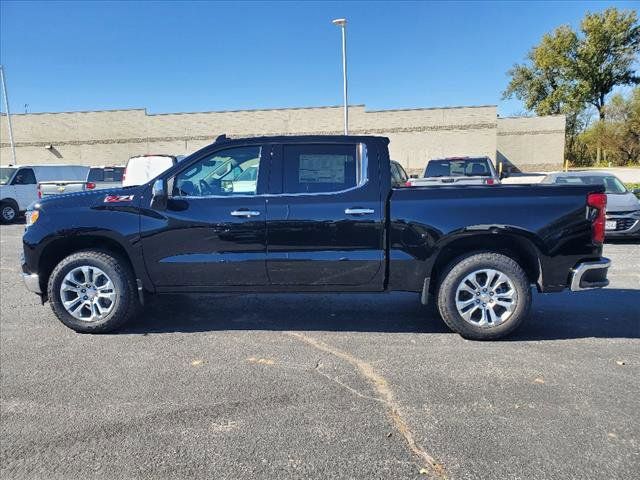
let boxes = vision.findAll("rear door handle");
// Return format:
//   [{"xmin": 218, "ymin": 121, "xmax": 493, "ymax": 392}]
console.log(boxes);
[
  {"xmin": 344, "ymin": 208, "xmax": 375, "ymax": 215},
  {"xmin": 230, "ymin": 210, "xmax": 261, "ymax": 218}
]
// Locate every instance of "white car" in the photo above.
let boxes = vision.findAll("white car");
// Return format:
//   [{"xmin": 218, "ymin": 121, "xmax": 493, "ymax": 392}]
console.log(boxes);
[
  {"xmin": 122, "ymin": 155, "xmax": 183, "ymax": 187},
  {"xmin": 0, "ymin": 165, "xmax": 89, "ymax": 223},
  {"xmin": 408, "ymin": 156, "xmax": 502, "ymax": 187}
]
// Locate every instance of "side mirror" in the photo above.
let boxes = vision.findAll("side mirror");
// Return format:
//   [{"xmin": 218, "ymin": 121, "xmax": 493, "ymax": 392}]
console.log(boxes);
[
  {"xmin": 151, "ymin": 179, "xmax": 167, "ymax": 210},
  {"xmin": 633, "ymin": 188, "xmax": 640, "ymax": 195},
  {"xmin": 500, "ymin": 171, "xmax": 510, "ymax": 180}
]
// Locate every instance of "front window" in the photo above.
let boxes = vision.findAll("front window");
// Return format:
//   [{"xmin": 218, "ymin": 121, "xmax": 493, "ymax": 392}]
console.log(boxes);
[
  {"xmin": 11, "ymin": 168, "xmax": 37, "ymax": 185},
  {"xmin": 173, "ymin": 146, "xmax": 261, "ymax": 197},
  {"xmin": 0, "ymin": 167, "xmax": 16, "ymax": 185},
  {"xmin": 425, "ymin": 158, "xmax": 491, "ymax": 177}
]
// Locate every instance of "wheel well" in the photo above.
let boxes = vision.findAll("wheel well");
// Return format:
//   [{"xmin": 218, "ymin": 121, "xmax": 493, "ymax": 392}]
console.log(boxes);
[
  {"xmin": 429, "ymin": 234, "xmax": 541, "ymax": 294},
  {"xmin": 1, "ymin": 198, "xmax": 19, "ymax": 209},
  {"xmin": 38, "ymin": 236, "xmax": 135, "ymax": 295}
]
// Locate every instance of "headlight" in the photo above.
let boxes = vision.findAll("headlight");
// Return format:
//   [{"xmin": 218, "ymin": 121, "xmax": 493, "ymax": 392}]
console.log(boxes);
[{"xmin": 25, "ymin": 210, "xmax": 40, "ymax": 226}]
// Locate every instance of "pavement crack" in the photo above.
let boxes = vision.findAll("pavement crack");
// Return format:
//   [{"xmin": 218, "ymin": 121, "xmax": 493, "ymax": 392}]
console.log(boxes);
[{"xmin": 286, "ymin": 332, "xmax": 446, "ymax": 479}]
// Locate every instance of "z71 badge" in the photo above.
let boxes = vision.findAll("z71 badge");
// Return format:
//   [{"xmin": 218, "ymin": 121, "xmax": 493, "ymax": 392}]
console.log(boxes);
[{"xmin": 104, "ymin": 195, "xmax": 135, "ymax": 203}]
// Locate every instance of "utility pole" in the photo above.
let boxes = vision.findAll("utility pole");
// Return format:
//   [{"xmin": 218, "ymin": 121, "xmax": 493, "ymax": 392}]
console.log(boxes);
[
  {"xmin": 0, "ymin": 65, "xmax": 17, "ymax": 164},
  {"xmin": 332, "ymin": 18, "xmax": 348, "ymax": 135}
]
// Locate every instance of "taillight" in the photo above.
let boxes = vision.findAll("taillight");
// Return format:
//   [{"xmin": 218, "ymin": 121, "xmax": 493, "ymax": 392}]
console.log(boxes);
[
  {"xmin": 86, "ymin": 182, "xmax": 96, "ymax": 190},
  {"xmin": 405, "ymin": 180, "xmax": 412, "ymax": 187},
  {"xmin": 37, "ymin": 184, "xmax": 42, "ymax": 199},
  {"xmin": 122, "ymin": 169, "xmax": 127, "ymax": 182},
  {"xmin": 587, "ymin": 193, "xmax": 607, "ymax": 244},
  {"xmin": 485, "ymin": 178, "xmax": 495, "ymax": 185}
]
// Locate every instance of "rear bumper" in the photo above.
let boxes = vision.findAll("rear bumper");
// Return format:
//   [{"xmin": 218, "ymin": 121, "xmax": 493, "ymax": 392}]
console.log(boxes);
[{"xmin": 570, "ymin": 258, "xmax": 611, "ymax": 291}]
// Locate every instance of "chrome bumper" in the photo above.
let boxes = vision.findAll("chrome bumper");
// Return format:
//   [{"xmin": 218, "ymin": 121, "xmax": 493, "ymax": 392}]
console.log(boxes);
[
  {"xmin": 21, "ymin": 273, "xmax": 42, "ymax": 294},
  {"xmin": 570, "ymin": 258, "xmax": 611, "ymax": 291}
]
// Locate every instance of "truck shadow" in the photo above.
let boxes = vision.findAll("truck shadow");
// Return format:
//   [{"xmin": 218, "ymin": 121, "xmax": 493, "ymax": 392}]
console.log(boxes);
[{"xmin": 121, "ymin": 288, "xmax": 639, "ymax": 341}]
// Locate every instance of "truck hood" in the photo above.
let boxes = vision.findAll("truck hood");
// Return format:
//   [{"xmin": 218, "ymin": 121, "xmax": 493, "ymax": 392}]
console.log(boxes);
[
  {"xmin": 31, "ymin": 185, "xmax": 145, "ymax": 211},
  {"xmin": 606, "ymin": 192, "xmax": 640, "ymax": 212}
]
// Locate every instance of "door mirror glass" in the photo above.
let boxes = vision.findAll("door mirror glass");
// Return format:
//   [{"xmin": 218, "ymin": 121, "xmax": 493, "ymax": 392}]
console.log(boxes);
[{"xmin": 151, "ymin": 179, "xmax": 167, "ymax": 210}]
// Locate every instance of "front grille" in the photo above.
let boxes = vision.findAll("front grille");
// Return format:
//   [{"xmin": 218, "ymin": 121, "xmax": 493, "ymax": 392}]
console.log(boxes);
[{"xmin": 615, "ymin": 218, "xmax": 637, "ymax": 231}]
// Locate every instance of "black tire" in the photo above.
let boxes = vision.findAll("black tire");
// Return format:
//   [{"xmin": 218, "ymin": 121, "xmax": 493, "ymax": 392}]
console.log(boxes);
[
  {"xmin": 436, "ymin": 252, "xmax": 531, "ymax": 340},
  {"xmin": 0, "ymin": 201, "xmax": 18, "ymax": 224},
  {"xmin": 47, "ymin": 250, "xmax": 138, "ymax": 333}
]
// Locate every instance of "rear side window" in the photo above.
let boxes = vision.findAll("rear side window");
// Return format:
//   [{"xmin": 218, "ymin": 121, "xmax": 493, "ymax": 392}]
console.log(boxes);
[
  {"xmin": 103, "ymin": 168, "xmax": 124, "ymax": 182},
  {"xmin": 87, "ymin": 168, "xmax": 104, "ymax": 182},
  {"xmin": 12, "ymin": 168, "xmax": 37, "ymax": 185},
  {"xmin": 283, "ymin": 144, "xmax": 359, "ymax": 194}
]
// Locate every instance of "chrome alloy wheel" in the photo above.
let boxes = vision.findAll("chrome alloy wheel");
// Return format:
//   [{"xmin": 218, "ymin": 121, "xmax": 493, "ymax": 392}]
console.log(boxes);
[
  {"xmin": 455, "ymin": 268, "xmax": 517, "ymax": 327},
  {"xmin": 59, "ymin": 266, "xmax": 116, "ymax": 322}
]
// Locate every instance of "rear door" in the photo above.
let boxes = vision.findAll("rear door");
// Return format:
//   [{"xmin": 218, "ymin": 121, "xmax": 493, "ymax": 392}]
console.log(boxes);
[
  {"xmin": 265, "ymin": 141, "xmax": 385, "ymax": 288},
  {"xmin": 141, "ymin": 144, "xmax": 270, "ymax": 288}
]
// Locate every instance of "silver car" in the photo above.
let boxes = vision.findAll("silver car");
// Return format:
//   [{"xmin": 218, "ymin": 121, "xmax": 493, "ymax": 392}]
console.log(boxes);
[{"xmin": 541, "ymin": 171, "xmax": 640, "ymax": 238}]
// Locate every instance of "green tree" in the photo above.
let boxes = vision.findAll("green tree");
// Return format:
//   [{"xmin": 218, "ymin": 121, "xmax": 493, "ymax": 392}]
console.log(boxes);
[
  {"xmin": 575, "ymin": 9, "xmax": 640, "ymax": 120},
  {"xmin": 503, "ymin": 7, "xmax": 640, "ymax": 166},
  {"xmin": 579, "ymin": 88, "xmax": 640, "ymax": 165}
]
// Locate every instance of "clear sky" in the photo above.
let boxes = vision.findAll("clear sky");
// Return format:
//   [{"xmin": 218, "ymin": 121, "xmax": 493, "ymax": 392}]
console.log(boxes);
[{"xmin": 0, "ymin": 0, "xmax": 637, "ymax": 116}]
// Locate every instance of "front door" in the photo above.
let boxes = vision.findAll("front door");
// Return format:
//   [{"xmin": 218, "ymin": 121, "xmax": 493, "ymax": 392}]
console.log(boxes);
[
  {"xmin": 12, "ymin": 168, "xmax": 38, "ymax": 210},
  {"xmin": 266, "ymin": 142, "xmax": 385, "ymax": 288},
  {"xmin": 141, "ymin": 144, "xmax": 270, "ymax": 288}
]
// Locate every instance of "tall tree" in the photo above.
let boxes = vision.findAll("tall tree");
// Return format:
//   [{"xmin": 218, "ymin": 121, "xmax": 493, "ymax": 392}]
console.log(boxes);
[
  {"xmin": 575, "ymin": 9, "xmax": 640, "ymax": 120},
  {"xmin": 503, "ymin": 8, "xmax": 640, "ymax": 166}
]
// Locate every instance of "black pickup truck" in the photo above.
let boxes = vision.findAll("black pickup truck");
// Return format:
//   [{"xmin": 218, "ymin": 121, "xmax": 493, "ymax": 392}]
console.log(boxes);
[{"xmin": 21, "ymin": 135, "xmax": 611, "ymax": 340}]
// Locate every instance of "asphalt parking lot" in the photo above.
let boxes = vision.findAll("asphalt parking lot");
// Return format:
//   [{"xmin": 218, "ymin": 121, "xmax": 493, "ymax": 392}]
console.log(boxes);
[{"xmin": 1, "ymin": 223, "xmax": 638, "ymax": 480}]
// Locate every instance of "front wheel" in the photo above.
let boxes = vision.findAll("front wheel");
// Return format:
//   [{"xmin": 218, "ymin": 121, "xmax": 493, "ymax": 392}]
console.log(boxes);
[
  {"xmin": 436, "ymin": 252, "xmax": 531, "ymax": 340},
  {"xmin": 1, "ymin": 202, "xmax": 18, "ymax": 224},
  {"xmin": 48, "ymin": 250, "xmax": 139, "ymax": 333}
]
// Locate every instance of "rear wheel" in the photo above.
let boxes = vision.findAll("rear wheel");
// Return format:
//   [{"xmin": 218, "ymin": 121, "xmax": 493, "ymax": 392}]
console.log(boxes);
[
  {"xmin": 48, "ymin": 250, "xmax": 138, "ymax": 333},
  {"xmin": 436, "ymin": 252, "xmax": 531, "ymax": 340}
]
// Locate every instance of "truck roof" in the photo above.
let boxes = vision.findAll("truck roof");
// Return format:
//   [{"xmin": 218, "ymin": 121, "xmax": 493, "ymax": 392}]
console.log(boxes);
[{"xmin": 213, "ymin": 134, "xmax": 390, "ymax": 146}]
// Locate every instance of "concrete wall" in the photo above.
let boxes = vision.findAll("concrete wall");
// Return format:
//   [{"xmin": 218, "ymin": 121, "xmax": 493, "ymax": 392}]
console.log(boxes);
[
  {"xmin": 1, "ymin": 105, "xmax": 561, "ymax": 174},
  {"xmin": 497, "ymin": 115, "xmax": 566, "ymax": 173}
]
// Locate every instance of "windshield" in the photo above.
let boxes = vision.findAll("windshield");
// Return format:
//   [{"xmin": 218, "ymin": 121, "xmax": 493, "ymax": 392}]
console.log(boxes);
[
  {"xmin": 425, "ymin": 158, "xmax": 491, "ymax": 177},
  {"xmin": 0, "ymin": 167, "xmax": 17, "ymax": 185},
  {"xmin": 553, "ymin": 175, "xmax": 628, "ymax": 194}
]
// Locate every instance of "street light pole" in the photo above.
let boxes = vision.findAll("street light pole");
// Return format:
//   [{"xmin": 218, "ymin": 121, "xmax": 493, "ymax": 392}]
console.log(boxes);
[
  {"xmin": 0, "ymin": 65, "xmax": 17, "ymax": 164},
  {"xmin": 332, "ymin": 18, "xmax": 348, "ymax": 135}
]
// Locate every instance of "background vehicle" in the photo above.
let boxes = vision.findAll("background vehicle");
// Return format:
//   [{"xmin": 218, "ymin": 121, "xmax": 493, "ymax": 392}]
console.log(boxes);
[
  {"xmin": 38, "ymin": 180, "xmax": 92, "ymax": 198},
  {"xmin": 21, "ymin": 135, "xmax": 610, "ymax": 340},
  {"xmin": 407, "ymin": 156, "xmax": 501, "ymax": 187},
  {"xmin": 87, "ymin": 166, "xmax": 125, "ymax": 190},
  {"xmin": 390, "ymin": 160, "xmax": 408, "ymax": 187},
  {"xmin": 0, "ymin": 165, "xmax": 89, "ymax": 223},
  {"xmin": 122, "ymin": 155, "xmax": 180, "ymax": 187},
  {"xmin": 542, "ymin": 171, "xmax": 640, "ymax": 238}
]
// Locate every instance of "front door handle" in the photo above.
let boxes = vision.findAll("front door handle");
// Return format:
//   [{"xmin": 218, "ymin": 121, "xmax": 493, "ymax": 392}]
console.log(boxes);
[
  {"xmin": 230, "ymin": 210, "xmax": 261, "ymax": 218},
  {"xmin": 344, "ymin": 208, "xmax": 375, "ymax": 215}
]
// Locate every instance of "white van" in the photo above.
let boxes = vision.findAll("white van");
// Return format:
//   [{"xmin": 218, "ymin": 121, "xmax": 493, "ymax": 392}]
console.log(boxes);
[
  {"xmin": 0, "ymin": 165, "xmax": 90, "ymax": 223},
  {"xmin": 122, "ymin": 155, "xmax": 181, "ymax": 187}
]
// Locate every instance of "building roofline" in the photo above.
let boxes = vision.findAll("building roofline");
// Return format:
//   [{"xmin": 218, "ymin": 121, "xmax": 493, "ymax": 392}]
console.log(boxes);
[
  {"xmin": 1, "ymin": 103, "xmax": 501, "ymax": 117},
  {"xmin": 498, "ymin": 114, "xmax": 566, "ymax": 120},
  {"xmin": 365, "ymin": 104, "xmax": 496, "ymax": 113}
]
